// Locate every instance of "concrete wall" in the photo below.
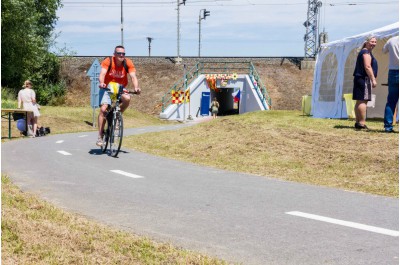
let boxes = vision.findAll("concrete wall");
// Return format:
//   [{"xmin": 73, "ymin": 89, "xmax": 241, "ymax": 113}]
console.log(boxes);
[{"xmin": 240, "ymin": 75, "xmax": 267, "ymax": 114}]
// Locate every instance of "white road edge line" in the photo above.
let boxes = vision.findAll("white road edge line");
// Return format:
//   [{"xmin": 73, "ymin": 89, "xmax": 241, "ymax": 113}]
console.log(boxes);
[
  {"xmin": 110, "ymin": 170, "xmax": 144, "ymax": 179},
  {"xmin": 56, "ymin": 140, "xmax": 64, "ymax": 143},
  {"xmin": 57, "ymin": 151, "xmax": 72, "ymax": 156},
  {"xmin": 286, "ymin": 211, "xmax": 399, "ymax": 237}
]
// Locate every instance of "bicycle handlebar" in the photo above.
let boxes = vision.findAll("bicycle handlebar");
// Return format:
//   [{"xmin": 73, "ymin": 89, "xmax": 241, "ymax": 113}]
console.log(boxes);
[{"xmin": 102, "ymin": 87, "xmax": 139, "ymax": 95}]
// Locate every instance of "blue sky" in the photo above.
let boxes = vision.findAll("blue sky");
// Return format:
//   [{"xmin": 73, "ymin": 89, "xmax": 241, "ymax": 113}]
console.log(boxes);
[{"xmin": 54, "ymin": 0, "xmax": 399, "ymax": 57}]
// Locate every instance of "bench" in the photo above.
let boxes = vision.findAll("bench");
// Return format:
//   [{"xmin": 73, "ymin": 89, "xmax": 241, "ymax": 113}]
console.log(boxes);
[{"xmin": 1, "ymin": 109, "xmax": 33, "ymax": 139}]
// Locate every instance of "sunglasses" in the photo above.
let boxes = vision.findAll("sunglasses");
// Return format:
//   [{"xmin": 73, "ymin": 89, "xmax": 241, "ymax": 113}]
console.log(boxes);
[{"xmin": 115, "ymin": 52, "xmax": 126, "ymax": 56}]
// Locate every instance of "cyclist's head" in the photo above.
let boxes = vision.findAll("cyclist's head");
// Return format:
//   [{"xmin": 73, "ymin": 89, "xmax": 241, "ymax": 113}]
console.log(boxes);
[
  {"xmin": 114, "ymin": 45, "xmax": 125, "ymax": 52},
  {"xmin": 114, "ymin": 45, "xmax": 125, "ymax": 57}
]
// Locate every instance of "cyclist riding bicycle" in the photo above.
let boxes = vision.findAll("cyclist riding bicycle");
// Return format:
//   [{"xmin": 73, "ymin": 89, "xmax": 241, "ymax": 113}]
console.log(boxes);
[{"xmin": 97, "ymin": 45, "xmax": 141, "ymax": 146}]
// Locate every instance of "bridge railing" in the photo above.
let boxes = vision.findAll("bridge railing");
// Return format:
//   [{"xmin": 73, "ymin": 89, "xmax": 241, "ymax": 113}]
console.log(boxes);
[{"xmin": 249, "ymin": 62, "xmax": 272, "ymax": 110}]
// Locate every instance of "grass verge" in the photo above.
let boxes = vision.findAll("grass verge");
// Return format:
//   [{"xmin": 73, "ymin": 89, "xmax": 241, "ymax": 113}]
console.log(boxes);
[
  {"xmin": 1, "ymin": 175, "xmax": 230, "ymax": 264},
  {"xmin": 124, "ymin": 110, "xmax": 399, "ymax": 197}
]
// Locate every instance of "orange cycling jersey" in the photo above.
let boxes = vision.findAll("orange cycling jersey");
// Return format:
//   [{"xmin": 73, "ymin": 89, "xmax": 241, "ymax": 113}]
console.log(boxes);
[{"xmin": 101, "ymin": 56, "xmax": 136, "ymax": 88}]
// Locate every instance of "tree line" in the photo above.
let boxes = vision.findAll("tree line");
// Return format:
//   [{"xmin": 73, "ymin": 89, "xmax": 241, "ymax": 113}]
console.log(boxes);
[{"xmin": 1, "ymin": 0, "xmax": 66, "ymax": 105}]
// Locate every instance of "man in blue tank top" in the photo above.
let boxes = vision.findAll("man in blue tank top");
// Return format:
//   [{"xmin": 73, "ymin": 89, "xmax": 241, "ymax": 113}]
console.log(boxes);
[{"xmin": 382, "ymin": 35, "xmax": 399, "ymax": 133}]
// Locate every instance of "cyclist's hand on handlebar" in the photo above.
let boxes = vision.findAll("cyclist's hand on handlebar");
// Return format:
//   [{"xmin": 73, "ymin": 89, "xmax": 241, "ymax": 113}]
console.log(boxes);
[
  {"xmin": 122, "ymin": 88, "xmax": 137, "ymax": 95},
  {"xmin": 133, "ymin": 87, "xmax": 141, "ymax": 95},
  {"xmin": 99, "ymin": 83, "xmax": 107, "ymax": 89}
]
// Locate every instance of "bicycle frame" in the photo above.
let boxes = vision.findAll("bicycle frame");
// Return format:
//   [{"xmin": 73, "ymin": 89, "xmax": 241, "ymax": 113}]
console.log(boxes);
[
  {"xmin": 102, "ymin": 86, "xmax": 123, "ymax": 157},
  {"xmin": 101, "ymin": 85, "xmax": 136, "ymax": 157}
]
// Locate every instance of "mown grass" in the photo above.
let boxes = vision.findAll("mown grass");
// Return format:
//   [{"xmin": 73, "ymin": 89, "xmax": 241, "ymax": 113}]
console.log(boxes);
[
  {"xmin": 1, "ymin": 175, "xmax": 230, "ymax": 264},
  {"xmin": 124, "ymin": 110, "xmax": 399, "ymax": 197}
]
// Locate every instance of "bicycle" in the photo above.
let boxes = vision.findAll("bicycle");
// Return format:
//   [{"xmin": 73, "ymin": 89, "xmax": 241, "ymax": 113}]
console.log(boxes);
[{"xmin": 100, "ymin": 84, "xmax": 137, "ymax": 157}]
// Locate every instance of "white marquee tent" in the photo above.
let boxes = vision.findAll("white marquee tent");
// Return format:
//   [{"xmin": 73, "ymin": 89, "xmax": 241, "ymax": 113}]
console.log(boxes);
[{"xmin": 311, "ymin": 22, "xmax": 399, "ymax": 118}]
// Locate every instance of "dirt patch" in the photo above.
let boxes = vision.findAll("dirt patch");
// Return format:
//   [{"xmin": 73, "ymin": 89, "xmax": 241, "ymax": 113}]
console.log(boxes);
[
  {"xmin": 60, "ymin": 57, "xmax": 314, "ymax": 115},
  {"xmin": 253, "ymin": 61, "xmax": 314, "ymax": 110}
]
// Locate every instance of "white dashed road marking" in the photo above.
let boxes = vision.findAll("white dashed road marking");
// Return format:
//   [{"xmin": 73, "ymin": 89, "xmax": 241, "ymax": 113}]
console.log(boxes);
[
  {"xmin": 57, "ymin": 151, "xmax": 72, "ymax": 156},
  {"xmin": 286, "ymin": 211, "xmax": 399, "ymax": 237},
  {"xmin": 56, "ymin": 140, "xmax": 64, "ymax": 143},
  {"xmin": 110, "ymin": 170, "xmax": 144, "ymax": 179},
  {"xmin": 78, "ymin": 135, "xmax": 88, "ymax": 138}
]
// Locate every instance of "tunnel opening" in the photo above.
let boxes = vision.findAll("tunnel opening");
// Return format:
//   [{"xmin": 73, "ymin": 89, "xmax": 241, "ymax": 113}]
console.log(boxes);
[{"xmin": 210, "ymin": 87, "xmax": 239, "ymax": 116}]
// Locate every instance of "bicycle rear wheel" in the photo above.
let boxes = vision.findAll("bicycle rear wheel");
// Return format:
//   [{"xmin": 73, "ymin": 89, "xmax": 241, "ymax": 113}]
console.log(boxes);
[{"xmin": 109, "ymin": 113, "xmax": 123, "ymax": 157}]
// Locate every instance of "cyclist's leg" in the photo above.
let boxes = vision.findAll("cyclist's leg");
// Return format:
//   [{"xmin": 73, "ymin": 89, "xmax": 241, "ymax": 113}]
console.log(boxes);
[
  {"xmin": 119, "ymin": 93, "xmax": 131, "ymax": 113},
  {"xmin": 98, "ymin": 104, "xmax": 108, "ymax": 134}
]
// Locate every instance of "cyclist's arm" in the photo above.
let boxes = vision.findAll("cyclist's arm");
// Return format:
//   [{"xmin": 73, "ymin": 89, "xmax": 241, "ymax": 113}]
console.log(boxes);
[
  {"xmin": 99, "ymin": 67, "xmax": 108, "ymax": 88},
  {"xmin": 129, "ymin": 71, "xmax": 141, "ymax": 94}
]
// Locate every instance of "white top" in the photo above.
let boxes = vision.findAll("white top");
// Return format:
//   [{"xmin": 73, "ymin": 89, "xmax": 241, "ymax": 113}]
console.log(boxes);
[{"xmin": 382, "ymin": 36, "xmax": 399, "ymax": 70}]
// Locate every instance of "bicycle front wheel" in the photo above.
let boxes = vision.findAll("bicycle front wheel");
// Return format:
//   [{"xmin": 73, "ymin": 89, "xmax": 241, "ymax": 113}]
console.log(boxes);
[{"xmin": 109, "ymin": 113, "xmax": 123, "ymax": 157}]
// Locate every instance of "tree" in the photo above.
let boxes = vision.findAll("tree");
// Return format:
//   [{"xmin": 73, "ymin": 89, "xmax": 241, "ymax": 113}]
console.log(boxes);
[{"xmin": 1, "ymin": 0, "xmax": 63, "ymax": 103}]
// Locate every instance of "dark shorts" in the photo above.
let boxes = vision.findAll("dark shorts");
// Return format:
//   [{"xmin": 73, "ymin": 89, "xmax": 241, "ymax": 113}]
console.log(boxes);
[{"xmin": 353, "ymin": 76, "xmax": 372, "ymax": 101}]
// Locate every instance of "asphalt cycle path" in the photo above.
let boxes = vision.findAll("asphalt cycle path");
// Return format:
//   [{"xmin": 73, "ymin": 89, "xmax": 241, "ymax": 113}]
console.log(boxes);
[{"xmin": 2, "ymin": 122, "xmax": 399, "ymax": 265}]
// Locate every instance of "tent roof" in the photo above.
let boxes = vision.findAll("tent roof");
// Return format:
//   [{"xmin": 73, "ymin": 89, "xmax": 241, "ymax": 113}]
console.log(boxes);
[{"xmin": 320, "ymin": 22, "xmax": 399, "ymax": 48}]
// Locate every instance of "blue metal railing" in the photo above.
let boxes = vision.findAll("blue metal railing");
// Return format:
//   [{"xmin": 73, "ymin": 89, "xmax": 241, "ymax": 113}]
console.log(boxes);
[
  {"xmin": 161, "ymin": 61, "xmax": 272, "ymax": 112},
  {"xmin": 249, "ymin": 62, "xmax": 272, "ymax": 110}
]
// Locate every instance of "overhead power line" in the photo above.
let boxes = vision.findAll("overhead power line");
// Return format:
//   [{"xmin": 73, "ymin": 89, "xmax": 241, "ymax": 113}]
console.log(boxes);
[
  {"xmin": 328, "ymin": 1, "xmax": 397, "ymax": 6},
  {"xmin": 62, "ymin": 0, "xmax": 398, "ymax": 6},
  {"xmin": 62, "ymin": 0, "xmax": 231, "ymax": 5}
]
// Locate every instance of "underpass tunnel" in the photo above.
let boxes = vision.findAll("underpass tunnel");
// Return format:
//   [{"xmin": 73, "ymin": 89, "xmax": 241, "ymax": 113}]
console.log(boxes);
[
  {"xmin": 161, "ymin": 74, "xmax": 268, "ymax": 120},
  {"xmin": 210, "ymin": 87, "xmax": 239, "ymax": 116}
]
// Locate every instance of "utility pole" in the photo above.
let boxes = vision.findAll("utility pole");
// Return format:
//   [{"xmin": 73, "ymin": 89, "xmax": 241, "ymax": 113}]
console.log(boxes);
[
  {"xmin": 147, "ymin": 37, "xmax": 153, "ymax": 56},
  {"xmin": 303, "ymin": 0, "xmax": 322, "ymax": 57},
  {"xmin": 198, "ymin": 9, "xmax": 210, "ymax": 57},
  {"xmin": 176, "ymin": 0, "xmax": 186, "ymax": 63},
  {"xmin": 121, "ymin": 0, "xmax": 124, "ymax": 45}
]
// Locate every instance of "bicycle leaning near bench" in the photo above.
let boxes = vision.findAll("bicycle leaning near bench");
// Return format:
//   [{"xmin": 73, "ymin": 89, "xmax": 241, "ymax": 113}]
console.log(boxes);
[{"xmin": 100, "ymin": 85, "xmax": 137, "ymax": 157}]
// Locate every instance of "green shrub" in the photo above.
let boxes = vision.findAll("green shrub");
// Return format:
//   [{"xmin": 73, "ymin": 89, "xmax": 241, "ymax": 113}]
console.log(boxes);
[
  {"xmin": 1, "ymin": 87, "xmax": 18, "ymax": 108},
  {"xmin": 36, "ymin": 80, "xmax": 66, "ymax": 105}
]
